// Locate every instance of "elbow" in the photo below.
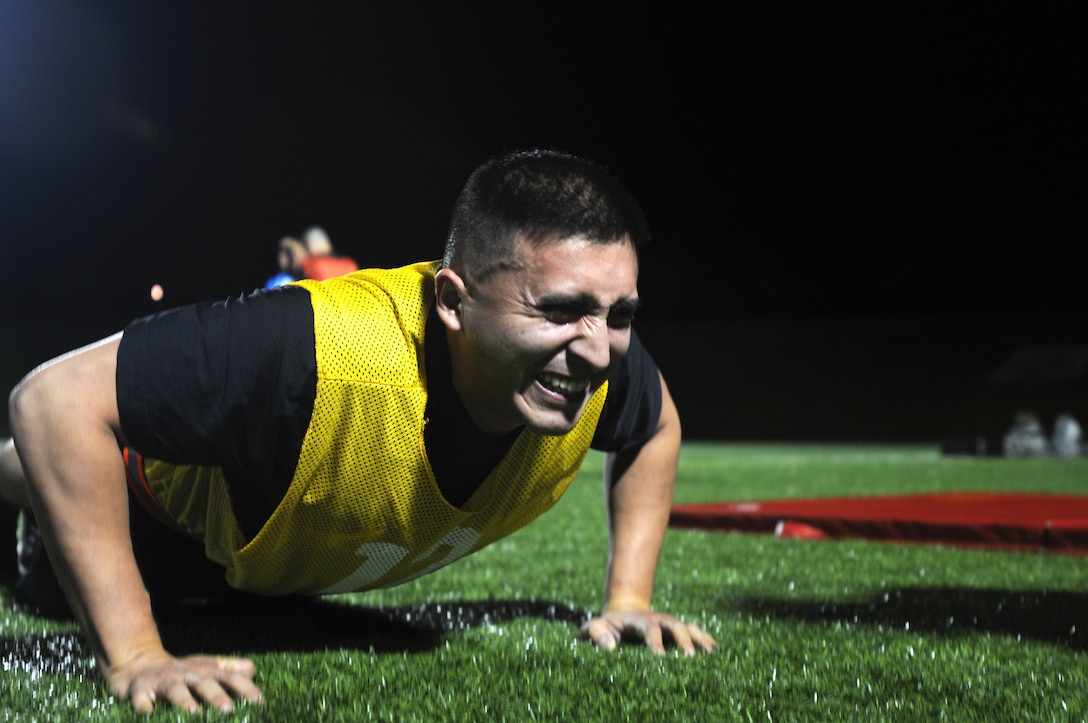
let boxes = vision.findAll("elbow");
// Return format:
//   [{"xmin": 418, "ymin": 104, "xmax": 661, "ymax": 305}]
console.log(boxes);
[
  {"xmin": 9, "ymin": 367, "xmax": 49, "ymax": 444},
  {"xmin": 9, "ymin": 332, "xmax": 123, "ymax": 453},
  {"xmin": 7, "ymin": 359, "xmax": 73, "ymax": 449}
]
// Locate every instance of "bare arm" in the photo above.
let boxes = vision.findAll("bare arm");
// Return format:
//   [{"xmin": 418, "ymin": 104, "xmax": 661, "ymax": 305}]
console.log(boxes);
[
  {"xmin": 581, "ymin": 372, "xmax": 716, "ymax": 655},
  {"xmin": 8, "ymin": 334, "xmax": 261, "ymax": 713}
]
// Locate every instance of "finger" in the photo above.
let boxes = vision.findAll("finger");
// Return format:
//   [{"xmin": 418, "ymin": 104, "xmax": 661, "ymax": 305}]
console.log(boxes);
[
  {"xmin": 644, "ymin": 621, "xmax": 666, "ymax": 656},
  {"xmin": 194, "ymin": 656, "xmax": 263, "ymax": 706},
  {"xmin": 582, "ymin": 618, "xmax": 618, "ymax": 650},
  {"xmin": 214, "ymin": 655, "xmax": 257, "ymax": 678},
  {"xmin": 691, "ymin": 626, "xmax": 718, "ymax": 652},
  {"xmin": 164, "ymin": 678, "xmax": 202, "ymax": 714},
  {"xmin": 187, "ymin": 673, "xmax": 236, "ymax": 713},
  {"xmin": 665, "ymin": 621, "xmax": 697, "ymax": 656},
  {"xmin": 128, "ymin": 686, "xmax": 156, "ymax": 715},
  {"xmin": 218, "ymin": 669, "xmax": 264, "ymax": 704}
]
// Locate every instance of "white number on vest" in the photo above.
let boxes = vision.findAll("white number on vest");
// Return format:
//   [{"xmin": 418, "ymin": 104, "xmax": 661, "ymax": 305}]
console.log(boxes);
[{"xmin": 319, "ymin": 527, "xmax": 482, "ymax": 594}]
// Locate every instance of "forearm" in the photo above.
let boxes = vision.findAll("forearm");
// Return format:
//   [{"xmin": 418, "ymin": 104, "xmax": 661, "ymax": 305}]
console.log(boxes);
[
  {"xmin": 601, "ymin": 373, "xmax": 681, "ymax": 611},
  {"xmin": 9, "ymin": 336, "xmax": 164, "ymax": 673}
]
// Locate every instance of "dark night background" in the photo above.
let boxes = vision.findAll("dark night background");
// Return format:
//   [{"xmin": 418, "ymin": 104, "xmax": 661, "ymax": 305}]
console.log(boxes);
[{"xmin": 1, "ymin": 3, "xmax": 1085, "ymax": 443}]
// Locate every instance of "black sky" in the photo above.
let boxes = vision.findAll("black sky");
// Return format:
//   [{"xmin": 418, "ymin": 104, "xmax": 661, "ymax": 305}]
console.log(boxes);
[{"xmin": 1, "ymin": 3, "xmax": 1085, "ymax": 326}]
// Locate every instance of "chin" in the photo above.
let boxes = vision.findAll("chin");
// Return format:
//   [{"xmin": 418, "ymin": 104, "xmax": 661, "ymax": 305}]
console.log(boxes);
[
  {"xmin": 523, "ymin": 409, "xmax": 585, "ymax": 437},
  {"xmin": 527, "ymin": 422, "xmax": 578, "ymax": 437}
]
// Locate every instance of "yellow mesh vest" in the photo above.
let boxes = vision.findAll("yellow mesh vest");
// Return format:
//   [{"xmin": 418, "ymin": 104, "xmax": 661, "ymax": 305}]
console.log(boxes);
[{"xmin": 143, "ymin": 261, "xmax": 607, "ymax": 595}]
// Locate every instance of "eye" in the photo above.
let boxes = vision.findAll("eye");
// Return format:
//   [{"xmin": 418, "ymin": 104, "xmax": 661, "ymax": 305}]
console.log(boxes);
[
  {"xmin": 540, "ymin": 305, "xmax": 582, "ymax": 325},
  {"xmin": 606, "ymin": 309, "xmax": 636, "ymax": 329}
]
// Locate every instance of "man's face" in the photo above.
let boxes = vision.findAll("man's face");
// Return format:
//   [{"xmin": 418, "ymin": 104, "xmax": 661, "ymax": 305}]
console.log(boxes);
[{"xmin": 440, "ymin": 236, "xmax": 640, "ymax": 437}]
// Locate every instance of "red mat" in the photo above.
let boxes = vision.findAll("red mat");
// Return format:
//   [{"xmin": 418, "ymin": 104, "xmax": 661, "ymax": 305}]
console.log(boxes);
[{"xmin": 669, "ymin": 492, "xmax": 1088, "ymax": 555}]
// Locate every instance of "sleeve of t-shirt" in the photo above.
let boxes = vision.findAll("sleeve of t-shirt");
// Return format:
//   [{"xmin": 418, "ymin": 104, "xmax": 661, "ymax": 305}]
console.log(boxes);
[
  {"xmin": 115, "ymin": 285, "xmax": 317, "ymax": 488},
  {"xmin": 591, "ymin": 329, "xmax": 663, "ymax": 452}
]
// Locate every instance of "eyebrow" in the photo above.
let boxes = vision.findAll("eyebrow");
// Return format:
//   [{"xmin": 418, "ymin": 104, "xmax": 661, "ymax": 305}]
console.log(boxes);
[{"xmin": 535, "ymin": 293, "xmax": 642, "ymax": 316}]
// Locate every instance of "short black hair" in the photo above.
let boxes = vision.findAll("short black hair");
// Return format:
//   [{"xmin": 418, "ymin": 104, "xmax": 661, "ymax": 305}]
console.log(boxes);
[{"xmin": 443, "ymin": 149, "xmax": 650, "ymax": 280}]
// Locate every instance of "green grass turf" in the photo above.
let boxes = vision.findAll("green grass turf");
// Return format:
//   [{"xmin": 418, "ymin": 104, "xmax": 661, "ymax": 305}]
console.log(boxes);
[{"xmin": 2, "ymin": 444, "xmax": 1087, "ymax": 721}]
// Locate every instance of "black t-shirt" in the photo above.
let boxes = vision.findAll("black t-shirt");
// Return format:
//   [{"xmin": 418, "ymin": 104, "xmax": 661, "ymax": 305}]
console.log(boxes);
[{"xmin": 117, "ymin": 284, "xmax": 662, "ymax": 536}]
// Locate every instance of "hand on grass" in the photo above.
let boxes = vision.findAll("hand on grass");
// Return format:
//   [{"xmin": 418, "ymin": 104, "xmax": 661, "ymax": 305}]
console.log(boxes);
[
  {"xmin": 582, "ymin": 608, "xmax": 717, "ymax": 657},
  {"xmin": 106, "ymin": 650, "xmax": 263, "ymax": 714}
]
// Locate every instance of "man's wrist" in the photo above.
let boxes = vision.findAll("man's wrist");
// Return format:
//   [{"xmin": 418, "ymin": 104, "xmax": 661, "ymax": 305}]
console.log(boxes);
[{"xmin": 603, "ymin": 596, "xmax": 652, "ymax": 613}]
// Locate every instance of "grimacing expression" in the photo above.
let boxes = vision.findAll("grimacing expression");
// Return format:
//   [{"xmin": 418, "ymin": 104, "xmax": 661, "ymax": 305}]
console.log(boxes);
[{"xmin": 439, "ymin": 236, "xmax": 640, "ymax": 437}]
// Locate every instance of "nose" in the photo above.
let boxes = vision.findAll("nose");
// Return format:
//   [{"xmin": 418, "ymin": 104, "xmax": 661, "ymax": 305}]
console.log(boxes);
[{"xmin": 567, "ymin": 316, "xmax": 614, "ymax": 373}]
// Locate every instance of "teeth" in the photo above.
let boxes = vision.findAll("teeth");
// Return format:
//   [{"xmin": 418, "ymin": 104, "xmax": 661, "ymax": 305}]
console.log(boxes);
[{"xmin": 539, "ymin": 373, "xmax": 589, "ymax": 395}]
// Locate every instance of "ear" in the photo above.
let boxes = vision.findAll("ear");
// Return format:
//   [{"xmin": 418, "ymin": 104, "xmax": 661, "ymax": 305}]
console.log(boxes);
[{"xmin": 434, "ymin": 268, "xmax": 468, "ymax": 332}]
